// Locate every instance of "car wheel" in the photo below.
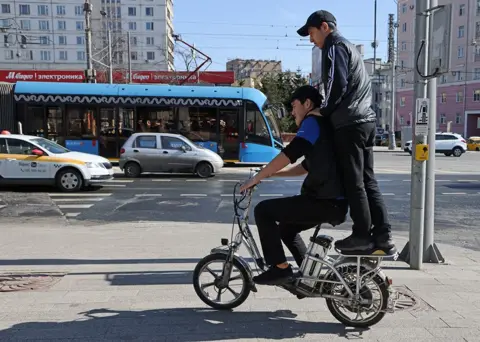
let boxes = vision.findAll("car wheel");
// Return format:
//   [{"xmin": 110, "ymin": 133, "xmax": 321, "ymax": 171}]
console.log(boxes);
[
  {"xmin": 196, "ymin": 162, "xmax": 213, "ymax": 178},
  {"xmin": 124, "ymin": 162, "xmax": 141, "ymax": 178},
  {"xmin": 56, "ymin": 168, "xmax": 83, "ymax": 192},
  {"xmin": 452, "ymin": 147, "xmax": 463, "ymax": 157}
]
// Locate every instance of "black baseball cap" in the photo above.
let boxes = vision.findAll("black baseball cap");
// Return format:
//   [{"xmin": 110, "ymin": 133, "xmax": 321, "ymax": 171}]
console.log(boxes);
[
  {"xmin": 297, "ymin": 10, "xmax": 337, "ymax": 37},
  {"xmin": 290, "ymin": 85, "xmax": 323, "ymax": 108}
]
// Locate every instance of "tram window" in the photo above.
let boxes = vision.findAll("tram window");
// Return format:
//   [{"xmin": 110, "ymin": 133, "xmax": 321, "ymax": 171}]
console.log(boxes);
[
  {"xmin": 47, "ymin": 107, "xmax": 63, "ymax": 140},
  {"xmin": 136, "ymin": 107, "xmax": 173, "ymax": 132},
  {"xmin": 245, "ymin": 101, "xmax": 271, "ymax": 146},
  {"xmin": 67, "ymin": 107, "xmax": 97, "ymax": 137},
  {"xmin": 26, "ymin": 106, "xmax": 45, "ymax": 136},
  {"xmin": 178, "ymin": 106, "xmax": 218, "ymax": 143}
]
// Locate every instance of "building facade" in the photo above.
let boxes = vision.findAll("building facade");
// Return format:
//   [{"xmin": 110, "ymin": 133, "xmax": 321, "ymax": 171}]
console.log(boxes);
[
  {"xmin": 396, "ymin": 0, "xmax": 480, "ymax": 137},
  {"xmin": 0, "ymin": 0, "xmax": 173, "ymax": 72}
]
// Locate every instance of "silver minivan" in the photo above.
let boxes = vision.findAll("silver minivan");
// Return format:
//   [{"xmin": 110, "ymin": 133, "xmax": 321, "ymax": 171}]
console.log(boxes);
[{"xmin": 119, "ymin": 133, "xmax": 224, "ymax": 178}]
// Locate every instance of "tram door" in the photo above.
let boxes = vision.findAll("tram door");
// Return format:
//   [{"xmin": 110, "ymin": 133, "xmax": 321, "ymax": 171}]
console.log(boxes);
[{"xmin": 218, "ymin": 108, "xmax": 240, "ymax": 161}]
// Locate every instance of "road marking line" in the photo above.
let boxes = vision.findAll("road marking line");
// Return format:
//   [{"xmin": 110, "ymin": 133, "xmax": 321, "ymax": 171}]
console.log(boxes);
[
  {"xmin": 382, "ymin": 193, "xmax": 395, "ymax": 196},
  {"xmin": 220, "ymin": 194, "xmax": 242, "ymax": 197},
  {"xmin": 48, "ymin": 193, "xmax": 112, "ymax": 197},
  {"xmin": 435, "ymin": 180, "xmax": 449, "ymax": 182},
  {"xmin": 284, "ymin": 179, "xmax": 302, "ymax": 182},
  {"xmin": 218, "ymin": 180, "xmax": 240, "ymax": 182},
  {"xmin": 180, "ymin": 194, "xmax": 207, "ymax": 197},
  {"xmin": 441, "ymin": 192, "xmax": 466, "ymax": 195},
  {"xmin": 102, "ymin": 184, "xmax": 127, "ymax": 187},
  {"xmin": 259, "ymin": 194, "xmax": 284, "ymax": 197},
  {"xmin": 377, "ymin": 180, "xmax": 392, "ymax": 182},
  {"xmin": 106, "ymin": 179, "xmax": 133, "ymax": 183},
  {"xmin": 52, "ymin": 198, "xmax": 104, "ymax": 202},
  {"xmin": 58, "ymin": 204, "xmax": 94, "ymax": 209},
  {"xmin": 135, "ymin": 194, "xmax": 163, "ymax": 197},
  {"xmin": 186, "ymin": 179, "xmax": 207, "ymax": 182},
  {"xmin": 407, "ymin": 193, "xmax": 411, "ymax": 195},
  {"xmin": 151, "ymin": 179, "xmax": 172, "ymax": 182},
  {"xmin": 457, "ymin": 180, "xmax": 478, "ymax": 182},
  {"xmin": 402, "ymin": 180, "xmax": 411, "ymax": 182},
  {"xmin": 65, "ymin": 213, "xmax": 80, "ymax": 217},
  {"xmin": 262, "ymin": 180, "xmax": 273, "ymax": 182}
]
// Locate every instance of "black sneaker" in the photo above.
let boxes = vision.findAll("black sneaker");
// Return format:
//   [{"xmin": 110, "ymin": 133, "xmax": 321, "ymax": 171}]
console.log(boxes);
[
  {"xmin": 374, "ymin": 234, "xmax": 396, "ymax": 251},
  {"xmin": 253, "ymin": 265, "xmax": 294, "ymax": 285},
  {"xmin": 334, "ymin": 235, "xmax": 374, "ymax": 252}
]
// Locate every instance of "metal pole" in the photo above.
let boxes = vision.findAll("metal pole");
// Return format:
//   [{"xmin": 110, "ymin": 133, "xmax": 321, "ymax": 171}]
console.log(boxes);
[
  {"xmin": 107, "ymin": 29, "xmax": 113, "ymax": 84},
  {"xmin": 387, "ymin": 14, "xmax": 396, "ymax": 150},
  {"xmin": 373, "ymin": 0, "xmax": 377, "ymax": 74},
  {"xmin": 127, "ymin": 31, "xmax": 132, "ymax": 84},
  {"xmin": 83, "ymin": 0, "xmax": 95, "ymax": 83},
  {"xmin": 399, "ymin": 0, "xmax": 430, "ymax": 269},
  {"xmin": 423, "ymin": 0, "xmax": 444, "ymax": 263}
]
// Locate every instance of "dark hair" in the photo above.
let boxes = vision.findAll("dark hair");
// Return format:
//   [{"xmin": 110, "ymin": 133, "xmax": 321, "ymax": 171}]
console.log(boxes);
[
  {"xmin": 326, "ymin": 21, "xmax": 336, "ymax": 30},
  {"xmin": 290, "ymin": 85, "xmax": 324, "ymax": 109}
]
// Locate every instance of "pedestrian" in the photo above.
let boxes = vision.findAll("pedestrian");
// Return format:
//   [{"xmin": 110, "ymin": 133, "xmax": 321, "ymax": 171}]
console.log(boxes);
[{"xmin": 296, "ymin": 10, "xmax": 396, "ymax": 253}]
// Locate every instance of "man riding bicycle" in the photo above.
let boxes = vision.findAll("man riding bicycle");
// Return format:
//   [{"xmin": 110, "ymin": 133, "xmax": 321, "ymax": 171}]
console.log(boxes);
[{"xmin": 240, "ymin": 85, "xmax": 348, "ymax": 285}]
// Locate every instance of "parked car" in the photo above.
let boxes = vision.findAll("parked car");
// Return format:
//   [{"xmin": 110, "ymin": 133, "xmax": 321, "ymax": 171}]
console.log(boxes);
[
  {"xmin": 467, "ymin": 136, "xmax": 480, "ymax": 151},
  {"xmin": 119, "ymin": 133, "xmax": 224, "ymax": 178},
  {"xmin": 404, "ymin": 132, "xmax": 467, "ymax": 157},
  {"xmin": 0, "ymin": 133, "xmax": 113, "ymax": 192}
]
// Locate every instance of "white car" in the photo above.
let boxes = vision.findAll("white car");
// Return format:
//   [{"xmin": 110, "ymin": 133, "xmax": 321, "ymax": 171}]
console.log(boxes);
[
  {"xmin": 404, "ymin": 132, "xmax": 467, "ymax": 157},
  {"xmin": 0, "ymin": 134, "xmax": 114, "ymax": 192}
]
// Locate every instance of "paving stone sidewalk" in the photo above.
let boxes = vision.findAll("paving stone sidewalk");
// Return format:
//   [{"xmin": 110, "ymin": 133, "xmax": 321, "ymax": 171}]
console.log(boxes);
[{"xmin": 0, "ymin": 220, "xmax": 479, "ymax": 341}]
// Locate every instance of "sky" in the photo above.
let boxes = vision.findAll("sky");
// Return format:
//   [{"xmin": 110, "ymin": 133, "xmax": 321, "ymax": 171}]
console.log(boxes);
[{"xmin": 172, "ymin": 0, "xmax": 398, "ymax": 75}]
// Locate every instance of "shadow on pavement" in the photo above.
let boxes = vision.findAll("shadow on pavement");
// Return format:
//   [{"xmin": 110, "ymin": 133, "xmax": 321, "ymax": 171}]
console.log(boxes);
[{"xmin": 0, "ymin": 307, "xmax": 366, "ymax": 340}]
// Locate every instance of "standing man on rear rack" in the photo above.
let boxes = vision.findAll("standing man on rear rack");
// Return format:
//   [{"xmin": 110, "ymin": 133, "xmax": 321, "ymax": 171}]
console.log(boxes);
[
  {"xmin": 296, "ymin": 10, "xmax": 396, "ymax": 253},
  {"xmin": 240, "ymin": 85, "xmax": 348, "ymax": 285}
]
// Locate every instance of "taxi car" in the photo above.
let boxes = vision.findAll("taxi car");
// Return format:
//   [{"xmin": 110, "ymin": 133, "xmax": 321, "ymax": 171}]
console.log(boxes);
[
  {"xmin": 0, "ymin": 133, "xmax": 113, "ymax": 192},
  {"xmin": 467, "ymin": 136, "xmax": 480, "ymax": 151}
]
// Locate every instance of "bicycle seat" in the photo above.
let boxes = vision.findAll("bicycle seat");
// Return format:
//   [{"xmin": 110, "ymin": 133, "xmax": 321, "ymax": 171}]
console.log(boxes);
[{"xmin": 315, "ymin": 215, "xmax": 347, "ymax": 228}]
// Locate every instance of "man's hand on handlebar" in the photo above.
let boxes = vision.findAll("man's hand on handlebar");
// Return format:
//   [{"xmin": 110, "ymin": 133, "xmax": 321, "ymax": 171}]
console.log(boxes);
[{"xmin": 239, "ymin": 176, "xmax": 260, "ymax": 193}]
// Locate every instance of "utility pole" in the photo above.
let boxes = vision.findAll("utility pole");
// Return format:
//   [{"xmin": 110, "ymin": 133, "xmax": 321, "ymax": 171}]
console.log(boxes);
[
  {"xmin": 127, "ymin": 31, "xmax": 132, "ymax": 84},
  {"xmin": 399, "ymin": 0, "xmax": 430, "ymax": 269},
  {"xmin": 83, "ymin": 0, "xmax": 96, "ymax": 83},
  {"xmin": 372, "ymin": 0, "xmax": 377, "ymax": 75},
  {"xmin": 107, "ymin": 30, "xmax": 113, "ymax": 84},
  {"xmin": 423, "ymin": 0, "xmax": 445, "ymax": 264},
  {"xmin": 387, "ymin": 14, "xmax": 397, "ymax": 150}
]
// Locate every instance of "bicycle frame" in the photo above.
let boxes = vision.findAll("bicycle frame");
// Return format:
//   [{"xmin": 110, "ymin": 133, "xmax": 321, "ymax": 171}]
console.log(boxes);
[{"xmin": 212, "ymin": 170, "xmax": 396, "ymax": 309}]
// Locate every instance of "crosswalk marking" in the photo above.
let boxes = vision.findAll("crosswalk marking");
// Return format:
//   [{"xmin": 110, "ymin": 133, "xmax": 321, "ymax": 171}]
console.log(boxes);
[
  {"xmin": 151, "ymin": 179, "xmax": 172, "ymax": 182},
  {"xmin": 65, "ymin": 213, "xmax": 80, "ymax": 217},
  {"xmin": 135, "ymin": 194, "xmax": 163, "ymax": 197},
  {"xmin": 180, "ymin": 194, "xmax": 207, "ymax": 197},
  {"xmin": 57, "ymin": 204, "xmax": 94, "ymax": 209},
  {"xmin": 52, "ymin": 198, "xmax": 104, "ymax": 202},
  {"xmin": 48, "ymin": 193, "xmax": 112, "ymax": 197}
]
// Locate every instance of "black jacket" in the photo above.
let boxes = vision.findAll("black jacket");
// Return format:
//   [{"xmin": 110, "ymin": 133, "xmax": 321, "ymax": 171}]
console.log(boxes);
[
  {"xmin": 320, "ymin": 31, "xmax": 377, "ymax": 129},
  {"xmin": 299, "ymin": 116, "xmax": 345, "ymax": 200}
]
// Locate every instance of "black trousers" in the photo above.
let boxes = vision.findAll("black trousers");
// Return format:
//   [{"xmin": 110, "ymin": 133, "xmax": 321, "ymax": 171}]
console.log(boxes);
[
  {"xmin": 253, "ymin": 195, "xmax": 348, "ymax": 267},
  {"xmin": 334, "ymin": 121, "xmax": 391, "ymax": 238}
]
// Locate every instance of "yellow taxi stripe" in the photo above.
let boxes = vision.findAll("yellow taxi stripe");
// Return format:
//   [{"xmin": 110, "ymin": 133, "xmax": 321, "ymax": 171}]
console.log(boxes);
[{"xmin": 0, "ymin": 154, "xmax": 86, "ymax": 166}]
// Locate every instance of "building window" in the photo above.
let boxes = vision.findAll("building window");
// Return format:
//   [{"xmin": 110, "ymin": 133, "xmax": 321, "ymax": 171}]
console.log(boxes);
[
  {"xmin": 75, "ymin": 5, "xmax": 82, "ymax": 16},
  {"xmin": 145, "ymin": 7, "xmax": 154, "ymax": 16},
  {"xmin": 474, "ymin": 89, "xmax": 480, "ymax": 101},
  {"xmin": 131, "ymin": 51, "xmax": 138, "ymax": 60},
  {"xmin": 401, "ymin": 41, "xmax": 407, "ymax": 50},
  {"xmin": 402, "ymin": 4, "xmax": 407, "ymax": 13},
  {"xmin": 460, "ymin": 4, "xmax": 465, "ymax": 16},
  {"xmin": 146, "ymin": 51, "xmax": 155, "ymax": 60},
  {"xmin": 455, "ymin": 113, "xmax": 462, "ymax": 124},
  {"xmin": 4, "ymin": 50, "xmax": 13, "ymax": 60},
  {"xmin": 58, "ymin": 36, "xmax": 67, "ymax": 45},
  {"xmin": 458, "ymin": 25, "xmax": 465, "ymax": 38},
  {"xmin": 128, "ymin": 22, "xmax": 136, "ymax": 30},
  {"xmin": 77, "ymin": 51, "xmax": 85, "ymax": 60},
  {"xmin": 441, "ymin": 92, "xmax": 447, "ymax": 103},
  {"xmin": 57, "ymin": 20, "xmax": 66, "ymax": 30},
  {"xmin": 400, "ymin": 79, "xmax": 405, "ymax": 88},
  {"xmin": 146, "ymin": 22, "xmax": 154, "ymax": 30},
  {"xmin": 456, "ymin": 71, "xmax": 462, "ymax": 81},
  {"xmin": 400, "ymin": 97, "xmax": 405, "ymax": 107},
  {"xmin": 76, "ymin": 36, "xmax": 84, "ymax": 45},
  {"xmin": 37, "ymin": 5, "xmax": 49, "ymax": 16},
  {"xmin": 1, "ymin": 4, "xmax": 10, "ymax": 13},
  {"xmin": 39, "ymin": 20, "xmax": 49, "ymax": 31},
  {"xmin": 441, "ymin": 74, "xmax": 447, "ymax": 83},
  {"xmin": 128, "ymin": 7, "xmax": 136, "ymax": 16},
  {"xmin": 130, "ymin": 36, "xmax": 137, "ymax": 46},
  {"xmin": 440, "ymin": 114, "xmax": 446, "ymax": 124},
  {"xmin": 456, "ymin": 91, "xmax": 464, "ymax": 102},
  {"xmin": 19, "ymin": 4, "xmax": 30, "ymax": 15},
  {"xmin": 458, "ymin": 46, "xmax": 464, "ymax": 58},
  {"xmin": 20, "ymin": 20, "xmax": 30, "ymax": 30},
  {"xmin": 40, "ymin": 51, "xmax": 51, "ymax": 61},
  {"xmin": 475, "ymin": 68, "xmax": 480, "ymax": 80},
  {"xmin": 76, "ymin": 21, "xmax": 84, "ymax": 30},
  {"xmin": 39, "ymin": 36, "xmax": 49, "ymax": 45},
  {"xmin": 400, "ymin": 116, "xmax": 405, "ymax": 125},
  {"xmin": 402, "ymin": 22, "xmax": 407, "ymax": 32},
  {"xmin": 56, "ymin": 5, "xmax": 65, "ymax": 16},
  {"xmin": 146, "ymin": 37, "xmax": 154, "ymax": 45},
  {"xmin": 59, "ymin": 51, "xmax": 68, "ymax": 60}
]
